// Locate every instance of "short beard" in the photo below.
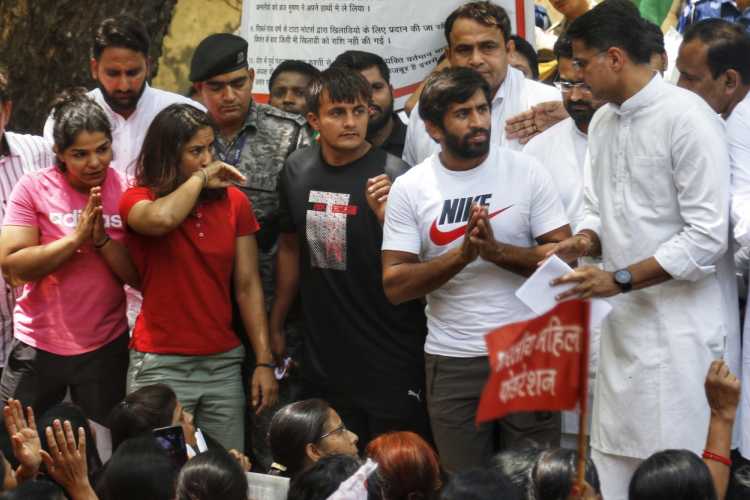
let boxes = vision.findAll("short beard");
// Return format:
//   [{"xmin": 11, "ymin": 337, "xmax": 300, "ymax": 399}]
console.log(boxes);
[
  {"xmin": 97, "ymin": 81, "xmax": 146, "ymax": 115},
  {"xmin": 366, "ymin": 97, "xmax": 394, "ymax": 136},
  {"xmin": 565, "ymin": 101, "xmax": 596, "ymax": 131},
  {"xmin": 443, "ymin": 127, "xmax": 491, "ymax": 159}
]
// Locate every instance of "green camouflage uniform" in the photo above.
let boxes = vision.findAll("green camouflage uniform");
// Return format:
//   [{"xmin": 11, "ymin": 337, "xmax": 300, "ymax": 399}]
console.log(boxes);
[{"xmin": 215, "ymin": 100, "xmax": 312, "ymax": 468}]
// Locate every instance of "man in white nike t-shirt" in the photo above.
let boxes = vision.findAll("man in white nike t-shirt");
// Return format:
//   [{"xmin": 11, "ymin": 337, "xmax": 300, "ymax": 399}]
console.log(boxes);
[{"xmin": 381, "ymin": 67, "xmax": 571, "ymax": 471}]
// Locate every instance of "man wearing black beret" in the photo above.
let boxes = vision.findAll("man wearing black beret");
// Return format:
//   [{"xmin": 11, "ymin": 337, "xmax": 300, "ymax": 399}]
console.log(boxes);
[{"xmin": 190, "ymin": 33, "xmax": 312, "ymax": 465}]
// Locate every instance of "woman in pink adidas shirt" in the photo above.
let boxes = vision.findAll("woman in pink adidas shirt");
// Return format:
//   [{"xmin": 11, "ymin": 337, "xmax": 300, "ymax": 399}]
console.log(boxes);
[{"xmin": 0, "ymin": 89, "xmax": 138, "ymax": 424}]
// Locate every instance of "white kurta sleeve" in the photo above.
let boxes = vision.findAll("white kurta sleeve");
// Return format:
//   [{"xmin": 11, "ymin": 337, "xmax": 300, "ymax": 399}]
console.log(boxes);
[
  {"xmin": 727, "ymin": 105, "xmax": 750, "ymax": 246},
  {"xmin": 42, "ymin": 114, "xmax": 54, "ymax": 146},
  {"xmin": 577, "ymin": 150, "xmax": 601, "ymax": 238},
  {"xmin": 381, "ymin": 176, "xmax": 421, "ymax": 255},
  {"xmin": 653, "ymin": 113, "xmax": 729, "ymax": 281},
  {"xmin": 402, "ymin": 103, "xmax": 432, "ymax": 167},
  {"xmin": 527, "ymin": 158, "xmax": 569, "ymax": 238}
]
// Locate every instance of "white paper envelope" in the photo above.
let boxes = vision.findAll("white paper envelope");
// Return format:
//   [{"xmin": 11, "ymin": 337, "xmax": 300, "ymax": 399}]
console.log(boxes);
[{"xmin": 515, "ymin": 255, "xmax": 612, "ymax": 328}]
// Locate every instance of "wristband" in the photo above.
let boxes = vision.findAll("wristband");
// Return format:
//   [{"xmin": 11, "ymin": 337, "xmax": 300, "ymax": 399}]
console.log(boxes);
[
  {"xmin": 93, "ymin": 235, "xmax": 111, "ymax": 249},
  {"xmin": 255, "ymin": 363, "xmax": 275, "ymax": 370},
  {"xmin": 702, "ymin": 450, "xmax": 731, "ymax": 467}
]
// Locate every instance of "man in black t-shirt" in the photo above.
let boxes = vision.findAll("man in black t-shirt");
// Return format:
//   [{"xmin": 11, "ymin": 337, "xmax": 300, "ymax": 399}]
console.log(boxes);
[
  {"xmin": 333, "ymin": 50, "xmax": 407, "ymax": 158},
  {"xmin": 272, "ymin": 66, "xmax": 430, "ymax": 447}
]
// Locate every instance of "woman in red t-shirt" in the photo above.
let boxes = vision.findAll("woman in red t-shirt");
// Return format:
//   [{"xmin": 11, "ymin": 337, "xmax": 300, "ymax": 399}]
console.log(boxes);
[{"xmin": 120, "ymin": 104, "xmax": 277, "ymax": 450}]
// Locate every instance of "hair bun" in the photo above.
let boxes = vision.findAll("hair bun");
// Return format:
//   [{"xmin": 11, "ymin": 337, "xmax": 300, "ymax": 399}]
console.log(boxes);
[{"xmin": 51, "ymin": 87, "xmax": 93, "ymax": 121}]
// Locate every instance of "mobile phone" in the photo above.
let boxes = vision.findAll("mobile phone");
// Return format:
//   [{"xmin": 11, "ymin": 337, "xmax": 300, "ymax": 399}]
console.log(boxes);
[{"xmin": 153, "ymin": 425, "xmax": 188, "ymax": 468}]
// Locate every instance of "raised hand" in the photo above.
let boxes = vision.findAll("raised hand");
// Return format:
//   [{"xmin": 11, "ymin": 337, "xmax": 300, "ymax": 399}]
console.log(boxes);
[
  {"xmin": 3, "ymin": 399, "xmax": 42, "ymax": 478},
  {"xmin": 505, "ymin": 101, "xmax": 568, "ymax": 144},
  {"xmin": 40, "ymin": 420, "xmax": 97, "ymax": 500},
  {"xmin": 705, "ymin": 360, "xmax": 740, "ymax": 423},
  {"xmin": 365, "ymin": 174, "xmax": 392, "ymax": 224}
]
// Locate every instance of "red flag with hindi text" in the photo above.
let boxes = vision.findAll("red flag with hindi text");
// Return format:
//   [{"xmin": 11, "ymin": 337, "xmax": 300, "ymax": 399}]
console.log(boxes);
[{"xmin": 476, "ymin": 299, "xmax": 590, "ymax": 424}]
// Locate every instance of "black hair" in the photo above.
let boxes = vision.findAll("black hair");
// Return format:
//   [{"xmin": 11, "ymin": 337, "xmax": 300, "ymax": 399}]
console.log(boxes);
[
  {"xmin": 268, "ymin": 399, "xmax": 331, "ymax": 479},
  {"xmin": 287, "ymin": 454, "xmax": 362, "ymax": 500},
  {"xmin": 50, "ymin": 88, "xmax": 112, "ymax": 171},
  {"xmin": 727, "ymin": 464, "xmax": 750, "ymax": 500},
  {"xmin": 93, "ymin": 15, "xmax": 150, "ymax": 59},
  {"xmin": 306, "ymin": 66, "xmax": 371, "ymax": 115},
  {"xmin": 269, "ymin": 60, "xmax": 322, "ymax": 91},
  {"xmin": 418, "ymin": 67, "xmax": 492, "ymax": 127},
  {"xmin": 439, "ymin": 468, "xmax": 520, "ymax": 500},
  {"xmin": 4, "ymin": 480, "xmax": 65, "ymax": 500},
  {"xmin": 553, "ymin": 35, "xmax": 574, "ymax": 61},
  {"xmin": 511, "ymin": 35, "xmax": 540, "ymax": 79},
  {"xmin": 445, "ymin": 1, "xmax": 512, "ymax": 45},
  {"xmin": 95, "ymin": 435, "xmax": 178, "ymax": 500},
  {"xmin": 108, "ymin": 384, "xmax": 178, "ymax": 453},
  {"xmin": 683, "ymin": 18, "xmax": 750, "ymax": 85},
  {"xmin": 643, "ymin": 19, "xmax": 666, "ymax": 55},
  {"xmin": 333, "ymin": 50, "xmax": 391, "ymax": 84},
  {"xmin": 175, "ymin": 449, "xmax": 248, "ymax": 500},
  {"xmin": 136, "ymin": 103, "xmax": 214, "ymax": 197},
  {"xmin": 0, "ymin": 65, "xmax": 8, "ymax": 104},
  {"xmin": 629, "ymin": 449, "xmax": 717, "ymax": 500},
  {"xmin": 566, "ymin": 0, "xmax": 653, "ymax": 65},
  {"xmin": 530, "ymin": 448, "xmax": 601, "ymax": 500},
  {"xmin": 37, "ymin": 403, "xmax": 103, "ymax": 483},
  {"xmin": 491, "ymin": 447, "xmax": 543, "ymax": 496}
]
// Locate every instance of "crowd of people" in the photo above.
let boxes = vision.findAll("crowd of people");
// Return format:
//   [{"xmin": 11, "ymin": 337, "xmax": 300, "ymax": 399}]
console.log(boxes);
[{"xmin": 0, "ymin": 0, "xmax": 749, "ymax": 498}]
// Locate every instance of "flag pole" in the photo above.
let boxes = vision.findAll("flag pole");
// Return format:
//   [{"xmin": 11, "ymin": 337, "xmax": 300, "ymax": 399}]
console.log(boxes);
[{"xmin": 573, "ymin": 300, "xmax": 591, "ymax": 496}]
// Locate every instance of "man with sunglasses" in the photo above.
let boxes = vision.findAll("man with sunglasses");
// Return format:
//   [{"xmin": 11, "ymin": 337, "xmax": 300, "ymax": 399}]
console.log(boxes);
[
  {"xmin": 523, "ymin": 35, "xmax": 603, "ymax": 229},
  {"xmin": 546, "ymin": 2, "xmax": 739, "ymax": 498}
]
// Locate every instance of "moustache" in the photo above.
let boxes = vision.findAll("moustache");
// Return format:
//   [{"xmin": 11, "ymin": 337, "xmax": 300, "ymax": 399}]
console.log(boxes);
[{"xmin": 465, "ymin": 128, "xmax": 490, "ymax": 140}]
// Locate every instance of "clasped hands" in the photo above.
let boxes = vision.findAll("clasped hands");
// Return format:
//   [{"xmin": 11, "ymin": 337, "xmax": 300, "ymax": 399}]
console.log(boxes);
[
  {"xmin": 73, "ymin": 187, "xmax": 109, "ymax": 248},
  {"xmin": 458, "ymin": 204, "xmax": 504, "ymax": 265}
]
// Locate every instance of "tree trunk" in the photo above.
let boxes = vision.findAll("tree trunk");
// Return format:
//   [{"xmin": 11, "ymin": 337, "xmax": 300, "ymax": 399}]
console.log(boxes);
[{"xmin": 0, "ymin": 0, "xmax": 177, "ymax": 134}]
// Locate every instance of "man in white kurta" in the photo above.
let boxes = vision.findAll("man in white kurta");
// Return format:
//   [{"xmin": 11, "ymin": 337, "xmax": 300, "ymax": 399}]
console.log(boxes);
[
  {"xmin": 402, "ymin": 1, "xmax": 560, "ymax": 166},
  {"xmin": 550, "ymin": 2, "xmax": 736, "ymax": 499},
  {"xmin": 676, "ymin": 18, "xmax": 750, "ymax": 461},
  {"xmin": 43, "ymin": 16, "xmax": 204, "ymax": 178},
  {"xmin": 523, "ymin": 36, "xmax": 603, "ymax": 229},
  {"xmin": 523, "ymin": 36, "xmax": 604, "ymax": 450}
]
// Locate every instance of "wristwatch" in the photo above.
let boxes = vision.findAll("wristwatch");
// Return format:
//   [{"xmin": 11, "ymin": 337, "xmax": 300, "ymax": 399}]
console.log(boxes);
[{"xmin": 613, "ymin": 268, "xmax": 633, "ymax": 293}]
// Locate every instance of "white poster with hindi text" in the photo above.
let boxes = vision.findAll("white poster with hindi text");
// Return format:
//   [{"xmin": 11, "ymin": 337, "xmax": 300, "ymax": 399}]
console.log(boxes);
[{"xmin": 240, "ymin": 0, "xmax": 536, "ymax": 108}]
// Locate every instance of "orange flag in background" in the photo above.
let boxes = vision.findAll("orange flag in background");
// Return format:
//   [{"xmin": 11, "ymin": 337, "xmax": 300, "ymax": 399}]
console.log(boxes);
[{"xmin": 476, "ymin": 299, "xmax": 591, "ymax": 424}]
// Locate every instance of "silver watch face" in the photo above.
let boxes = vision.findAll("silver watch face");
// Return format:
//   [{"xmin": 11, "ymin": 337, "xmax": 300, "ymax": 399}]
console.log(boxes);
[{"xmin": 614, "ymin": 269, "xmax": 631, "ymax": 285}]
